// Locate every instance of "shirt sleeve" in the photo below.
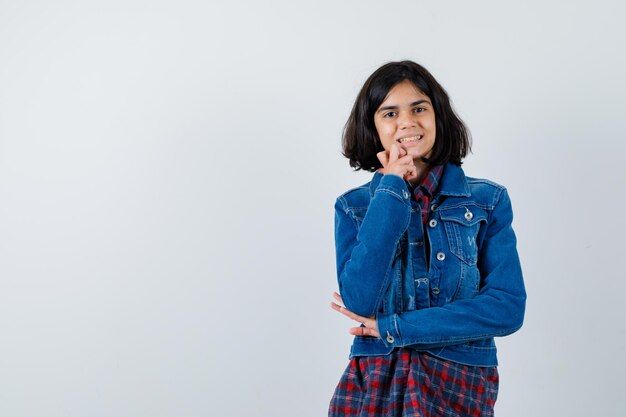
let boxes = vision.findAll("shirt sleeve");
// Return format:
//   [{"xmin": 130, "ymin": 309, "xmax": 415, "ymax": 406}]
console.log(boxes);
[
  {"xmin": 335, "ymin": 174, "xmax": 411, "ymax": 318},
  {"xmin": 376, "ymin": 188, "xmax": 527, "ymax": 347}
]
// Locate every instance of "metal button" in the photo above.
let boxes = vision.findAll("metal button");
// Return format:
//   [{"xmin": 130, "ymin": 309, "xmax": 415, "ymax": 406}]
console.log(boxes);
[
  {"xmin": 386, "ymin": 331, "xmax": 395, "ymax": 344},
  {"xmin": 432, "ymin": 287, "xmax": 440, "ymax": 295},
  {"xmin": 464, "ymin": 210, "xmax": 473, "ymax": 221},
  {"xmin": 431, "ymin": 204, "xmax": 438, "ymax": 211},
  {"xmin": 402, "ymin": 190, "xmax": 409, "ymax": 199},
  {"xmin": 436, "ymin": 252, "xmax": 445, "ymax": 261},
  {"xmin": 429, "ymin": 219, "xmax": 437, "ymax": 228}
]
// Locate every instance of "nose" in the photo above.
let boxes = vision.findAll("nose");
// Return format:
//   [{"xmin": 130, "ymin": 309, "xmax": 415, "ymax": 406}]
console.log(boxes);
[{"xmin": 398, "ymin": 110, "xmax": 417, "ymax": 129}]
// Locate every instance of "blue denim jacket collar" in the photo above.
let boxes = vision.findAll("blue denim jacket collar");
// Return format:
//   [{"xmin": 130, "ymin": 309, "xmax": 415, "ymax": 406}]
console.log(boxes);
[{"xmin": 368, "ymin": 163, "xmax": 471, "ymax": 198}]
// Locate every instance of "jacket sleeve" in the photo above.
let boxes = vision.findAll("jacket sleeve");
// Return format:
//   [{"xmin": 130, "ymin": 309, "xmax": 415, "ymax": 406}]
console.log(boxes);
[
  {"xmin": 335, "ymin": 174, "xmax": 411, "ymax": 317},
  {"xmin": 376, "ymin": 187, "xmax": 526, "ymax": 346}
]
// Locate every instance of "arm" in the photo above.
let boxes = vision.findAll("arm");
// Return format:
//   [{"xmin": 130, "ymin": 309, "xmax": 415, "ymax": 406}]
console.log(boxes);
[
  {"xmin": 376, "ymin": 188, "xmax": 526, "ymax": 347},
  {"xmin": 335, "ymin": 174, "xmax": 411, "ymax": 317}
]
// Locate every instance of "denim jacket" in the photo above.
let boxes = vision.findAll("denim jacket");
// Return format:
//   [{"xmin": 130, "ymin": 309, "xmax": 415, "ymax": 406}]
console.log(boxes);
[{"xmin": 334, "ymin": 163, "xmax": 526, "ymax": 367}]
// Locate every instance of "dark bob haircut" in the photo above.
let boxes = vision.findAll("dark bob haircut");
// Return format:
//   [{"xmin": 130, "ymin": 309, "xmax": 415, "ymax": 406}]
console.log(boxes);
[{"xmin": 342, "ymin": 60, "xmax": 471, "ymax": 171}]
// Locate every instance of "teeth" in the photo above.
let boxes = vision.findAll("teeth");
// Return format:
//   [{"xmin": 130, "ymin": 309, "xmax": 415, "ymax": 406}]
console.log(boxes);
[{"xmin": 398, "ymin": 135, "xmax": 421, "ymax": 143}]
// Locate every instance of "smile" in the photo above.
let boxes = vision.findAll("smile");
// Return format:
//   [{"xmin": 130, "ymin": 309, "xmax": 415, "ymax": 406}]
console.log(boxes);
[{"xmin": 397, "ymin": 135, "xmax": 422, "ymax": 144}]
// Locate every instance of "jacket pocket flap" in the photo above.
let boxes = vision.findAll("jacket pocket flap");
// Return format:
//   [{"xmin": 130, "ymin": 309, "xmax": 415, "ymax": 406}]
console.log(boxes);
[{"xmin": 439, "ymin": 206, "xmax": 487, "ymax": 226}]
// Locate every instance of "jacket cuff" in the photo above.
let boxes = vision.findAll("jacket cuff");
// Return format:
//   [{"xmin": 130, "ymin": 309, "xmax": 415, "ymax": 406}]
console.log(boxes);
[
  {"xmin": 375, "ymin": 174, "xmax": 411, "ymax": 203},
  {"xmin": 377, "ymin": 312, "xmax": 402, "ymax": 347}
]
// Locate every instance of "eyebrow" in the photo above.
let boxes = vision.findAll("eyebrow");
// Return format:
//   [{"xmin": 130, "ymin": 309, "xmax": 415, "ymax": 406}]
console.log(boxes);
[{"xmin": 377, "ymin": 100, "xmax": 431, "ymax": 113}]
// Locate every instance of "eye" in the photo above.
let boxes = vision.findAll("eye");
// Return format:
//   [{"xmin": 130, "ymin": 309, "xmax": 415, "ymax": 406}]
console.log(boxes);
[
  {"xmin": 413, "ymin": 107, "xmax": 426, "ymax": 113},
  {"xmin": 383, "ymin": 111, "xmax": 397, "ymax": 118}
]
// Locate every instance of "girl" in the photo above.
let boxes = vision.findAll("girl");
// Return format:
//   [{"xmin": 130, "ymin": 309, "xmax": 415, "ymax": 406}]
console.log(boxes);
[{"xmin": 329, "ymin": 61, "xmax": 526, "ymax": 417}]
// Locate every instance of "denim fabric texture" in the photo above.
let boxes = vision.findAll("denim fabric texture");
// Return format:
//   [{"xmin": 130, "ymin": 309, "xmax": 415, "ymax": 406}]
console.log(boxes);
[{"xmin": 334, "ymin": 163, "xmax": 526, "ymax": 367}]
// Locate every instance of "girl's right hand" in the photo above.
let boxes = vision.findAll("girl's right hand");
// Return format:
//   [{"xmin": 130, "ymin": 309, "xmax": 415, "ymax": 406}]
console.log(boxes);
[
  {"xmin": 376, "ymin": 143, "xmax": 417, "ymax": 181},
  {"xmin": 330, "ymin": 292, "xmax": 380, "ymax": 338}
]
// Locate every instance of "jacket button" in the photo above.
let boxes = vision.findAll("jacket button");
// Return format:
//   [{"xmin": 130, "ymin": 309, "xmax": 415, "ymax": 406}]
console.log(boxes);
[
  {"xmin": 432, "ymin": 287, "xmax": 440, "ymax": 294},
  {"xmin": 386, "ymin": 331, "xmax": 395, "ymax": 344},
  {"xmin": 464, "ymin": 211, "xmax": 473, "ymax": 221},
  {"xmin": 402, "ymin": 190, "xmax": 409, "ymax": 199},
  {"xmin": 429, "ymin": 219, "xmax": 437, "ymax": 228},
  {"xmin": 436, "ymin": 252, "xmax": 445, "ymax": 261},
  {"xmin": 431, "ymin": 204, "xmax": 438, "ymax": 211}
]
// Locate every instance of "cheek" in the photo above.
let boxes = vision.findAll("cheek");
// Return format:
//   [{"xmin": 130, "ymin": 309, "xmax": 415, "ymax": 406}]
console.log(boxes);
[
  {"xmin": 374, "ymin": 122, "xmax": 391, "ymax": 147},
  {"xmin": 425, "ymin": 118, "xmax": 436, "ymax": 146}
]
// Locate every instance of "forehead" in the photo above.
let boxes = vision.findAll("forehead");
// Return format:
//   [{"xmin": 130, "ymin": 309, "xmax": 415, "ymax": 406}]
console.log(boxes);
[
  {"xmin": 382, "ymin": 80, "xmax": 429, "ymax": 103},
  {"xmin": 385, "ymin": 80, "xmax": 428, "ymax": 100}
]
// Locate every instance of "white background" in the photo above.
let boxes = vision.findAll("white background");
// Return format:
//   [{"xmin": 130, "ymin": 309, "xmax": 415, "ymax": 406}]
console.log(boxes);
[{"xmin": 1, "ymin": 1, "xmax": 625, "ymax": 416}]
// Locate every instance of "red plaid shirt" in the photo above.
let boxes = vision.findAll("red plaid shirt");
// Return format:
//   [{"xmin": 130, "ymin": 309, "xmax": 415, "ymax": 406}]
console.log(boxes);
[
  {"xmin": 329, "ymin": 348, "xmax": 499, "ymax": 417},
  {"xmin": 410, "ymin": 164, "xmax": 444, "ymax": 224}
]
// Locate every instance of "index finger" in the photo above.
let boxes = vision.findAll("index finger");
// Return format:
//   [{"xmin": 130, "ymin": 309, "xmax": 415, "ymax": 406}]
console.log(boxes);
[
  {"xmin": 333, "ymin": 291, "xmax": 344, "ymax": 305},
  {"xmin": 330, "ymin": 301, "xmax": 366, "ymax": 323},
  {"xmin": 389, "ymin": 143, "xmax": 400, "ymax": 162}
]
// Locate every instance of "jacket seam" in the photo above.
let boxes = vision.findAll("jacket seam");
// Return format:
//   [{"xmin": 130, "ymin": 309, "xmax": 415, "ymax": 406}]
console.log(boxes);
[
  {"xmin": 491, "ymin": 185, "xmax": 505, "ymax": 210},
  {"xmin": 407, "ymin": 323, "xmax": 523, "ymax": 345},
  {"xmin": 375, "ymin": 187, "xmax": 406, "ymax": 203},
  {"xmin": 437, "ymin": 202, "xmax": 495, "ymax": 211},
  {"xmin": 337, "ymin": 195, "xmax": 361, "ymax": 229},
  {"xmin": 392, "ymin": 314, "xmax": 401, "ymax": 345}
]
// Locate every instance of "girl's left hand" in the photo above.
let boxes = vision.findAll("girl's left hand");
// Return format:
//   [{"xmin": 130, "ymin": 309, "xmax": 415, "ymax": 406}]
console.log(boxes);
[{"xmin": 330, "ymin": 292, "xmax": 380, "ymax": 338}]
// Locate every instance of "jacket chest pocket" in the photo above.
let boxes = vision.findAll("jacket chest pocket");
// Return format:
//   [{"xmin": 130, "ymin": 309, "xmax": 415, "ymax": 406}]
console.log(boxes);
[{"xmin": 439, "ymin": 206, "xmax": 487, "ymax": 265}]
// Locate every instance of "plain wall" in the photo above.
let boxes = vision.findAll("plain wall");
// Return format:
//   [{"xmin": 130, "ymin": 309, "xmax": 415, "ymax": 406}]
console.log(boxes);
[{"xmin": 1, "ymin": 0, "xmax": 625, "ymax": 416}]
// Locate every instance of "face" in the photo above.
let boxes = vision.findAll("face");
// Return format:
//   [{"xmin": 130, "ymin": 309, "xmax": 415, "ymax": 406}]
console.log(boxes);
[{"xmin": 373, "ymin": 80, "xmax": 436, "ymax": 162}]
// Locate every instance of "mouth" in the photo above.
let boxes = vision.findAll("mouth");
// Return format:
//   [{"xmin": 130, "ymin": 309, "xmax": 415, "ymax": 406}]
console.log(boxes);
[{"xmin": 396, "ymin": 135, "xmax": 423, "ymax": 144}]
